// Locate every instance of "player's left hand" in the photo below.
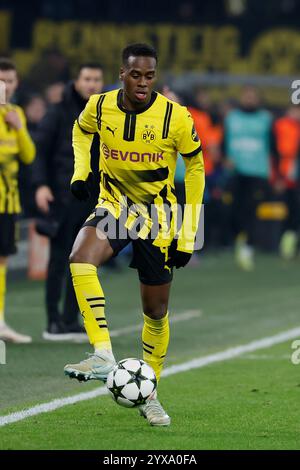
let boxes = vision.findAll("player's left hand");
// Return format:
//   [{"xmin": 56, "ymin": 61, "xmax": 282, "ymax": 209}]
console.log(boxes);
[
  {"xmin": 167, "ymin": 239, "xmax": 192, "ymax": 269},
  {"xmin": 71, "ymin": 172, "xmax": 94, "ymax": 201},
  {"xmin": 71, "ymin": 180, "xmax": 90, "ymax": 200},
  {"xmin": 4, "ymin": 110, "xmax": 22, "ymax": 130}
]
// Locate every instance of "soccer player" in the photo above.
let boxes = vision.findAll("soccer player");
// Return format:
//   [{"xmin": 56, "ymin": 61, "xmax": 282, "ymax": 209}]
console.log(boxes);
[
  {"xmin": 64, "ymin": 44, "xmax": 205, "ymax": 426},
  {"xmin": 0, "ymin": 58, "xmax": 35, "ymax": 343}
]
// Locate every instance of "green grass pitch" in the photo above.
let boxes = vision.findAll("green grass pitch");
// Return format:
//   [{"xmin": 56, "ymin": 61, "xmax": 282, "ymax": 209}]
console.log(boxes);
[{"xmin": 0, "ymin": 252, "xmax": 300, "ymax": 449}]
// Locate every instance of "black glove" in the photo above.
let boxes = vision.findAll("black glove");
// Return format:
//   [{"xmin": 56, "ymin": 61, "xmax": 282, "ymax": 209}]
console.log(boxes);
[
  {"xmin": 71, "ymin": 173, "xmax": 94, "ymax": 201},
  {"xmin": 35, "ymin": 218, "xmax": 60, "ymax": 238},
  {"xmin": 35, "ymin": 201, "xmax": 67, "ymax": 239},
  {"xmin": 167, "ymin": 239, "xmax": 192, "ymax": 269}
]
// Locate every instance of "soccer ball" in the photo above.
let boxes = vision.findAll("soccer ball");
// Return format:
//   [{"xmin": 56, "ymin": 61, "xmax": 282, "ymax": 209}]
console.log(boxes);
[{"xmin": 106, "ymin": 358, "xmax": 157, "ymax": 408}]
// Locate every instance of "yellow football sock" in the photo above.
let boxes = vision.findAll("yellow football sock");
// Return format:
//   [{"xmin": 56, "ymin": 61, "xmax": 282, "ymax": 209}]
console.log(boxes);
[
  {"xmin": 0, "ymin": 264, "xmax": 7, "ymax": 323},
  {"xmin": 142, "ymin": 312, "xmax": 170, "ymax": 382},
  {"xmin": 70, "ymin": 263, "xmax": 112, "ymax": 351}
]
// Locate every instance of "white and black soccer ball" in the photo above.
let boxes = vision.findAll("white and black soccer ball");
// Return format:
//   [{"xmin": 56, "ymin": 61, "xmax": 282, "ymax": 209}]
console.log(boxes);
[{"xmin": 106, "ymin": 358, "xmax": 157, "ymax": 408}]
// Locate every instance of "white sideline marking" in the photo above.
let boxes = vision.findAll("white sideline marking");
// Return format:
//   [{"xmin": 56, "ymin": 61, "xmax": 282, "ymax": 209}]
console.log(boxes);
[
  {"xmin": 1, "ymin": 326, "xmax": 300, "ymax": 428},
  {"xmin": 0, "ymin": 388, "xmax": 108, "ymax": 428},
  {"xmin": 161, "ymin": 327, "xmax": 300, "ymax": 377},
  {"xmin": 240, "ymin": 354, "xmax": 290, "ymax": 360},
  {"xmin": 110, "ymin": 309, "xmax": 202, "ymax": 337}
]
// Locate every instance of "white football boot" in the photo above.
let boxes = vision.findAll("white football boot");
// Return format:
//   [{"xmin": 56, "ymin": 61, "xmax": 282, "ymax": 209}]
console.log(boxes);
[
  {"xmin": 0, "ymin": 321, "xmax": 32, "ymax": 344},
  {"xmin": 64, "ymin": 349, "xmax": 116, "ymax": 382},
  {"xmin": 139, "ymin": 390, "xmax": 171, "ymax": 426}
]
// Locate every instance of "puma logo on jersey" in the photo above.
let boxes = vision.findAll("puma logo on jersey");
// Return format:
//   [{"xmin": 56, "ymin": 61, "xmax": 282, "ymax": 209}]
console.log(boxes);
[{"xmin": 106, "ymin": 126, "xmax": 117, "ymax": 137}]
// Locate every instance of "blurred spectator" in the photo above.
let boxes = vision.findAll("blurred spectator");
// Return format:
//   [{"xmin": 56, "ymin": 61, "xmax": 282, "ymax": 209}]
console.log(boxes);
[
  {"xmin": 188, "ymin": 96, "xmax": 231, "ymax": 247},
  {"xmin": 31, "ymin": 63, "xmax": 104, "ymax": 340},
  {"xmin": 161, "ymin": 85, "xmax": 181, "ymax": 104},
  {"xmin": 24, "ymin": 95, "xmax": 47, "ymax": 130},
  {"xmin": 188, "ymin": 105, "xmax": 213, "ymax": 171},
  {"xmin": 44, "ymin": 82, "xmax": 65, "ymax": 105},
  {"xmin": 273, "ymin": 105, "xmax": 300, "ymax": 260},
  {"xmin": 224, "ymin": 86, "xmax": 273, "ymax": 270},
  {"xmin": 218, "ymin": 98, "xmax": 238, "ymax": 122},
  {"xmin": 194, "ymin": 86, "xmax": 214, "ymax": 117},
  {"xmin": 19, "ymin": 94, "xmax": 47, "ymax": 217},
  {"xmin": 26, "ymin": 49, "xmax": 70, "ymax": 93},
  {"xmin": 202, "ymin": 127, "xmax": 233, "ymax": 247}
]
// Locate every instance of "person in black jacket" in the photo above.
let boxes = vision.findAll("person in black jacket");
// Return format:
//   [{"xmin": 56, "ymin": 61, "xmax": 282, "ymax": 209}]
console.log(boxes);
[
  {"xmin": 19, "ymin": 94, "xmax": 47, "ymax": 218},
  {"xmin": 32, "ymin": 63, "xmax": 104, "ymax": 340}
]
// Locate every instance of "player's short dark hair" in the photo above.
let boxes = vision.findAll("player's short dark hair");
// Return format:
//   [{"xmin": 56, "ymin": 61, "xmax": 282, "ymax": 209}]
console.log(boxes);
[
  {"xmin": 0, "ymin": 58, "xmax": 17, "ymax": 72},
  {"xmin": 76, "ymin": 62, "xmax": 103, "ymax": 77},
  {"xmin": 122, "ymin": 43, "xmax": 158, "ymax": 66}
]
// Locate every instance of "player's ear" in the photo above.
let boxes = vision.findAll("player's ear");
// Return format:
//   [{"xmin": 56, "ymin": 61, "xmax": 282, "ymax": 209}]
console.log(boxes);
[{"xmin": 119, "ymin": 67, "xmax": 125, "ymax": 82}]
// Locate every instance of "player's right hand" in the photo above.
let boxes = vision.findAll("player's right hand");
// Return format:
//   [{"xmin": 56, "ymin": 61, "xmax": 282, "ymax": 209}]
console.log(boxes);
[
  {"xmin": 4, "ymin": 110, "xmax": 23, "ymax": 130},
  {"xmin": 71, "ymin": 172, "xmax": 94, "ymax": 201},
  {"xmin": 35, "ymin": 185, "xmax": 54, "ymax": 213}
]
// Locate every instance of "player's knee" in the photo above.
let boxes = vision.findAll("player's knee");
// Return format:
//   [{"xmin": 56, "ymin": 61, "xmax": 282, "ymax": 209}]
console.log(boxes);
[
  {"xmin": 69, "ymin": 247, "xmax": 89, "ymax": 264},
  {"xmin": 69, "ymin": 246, "xmax": 104, "ymax": 267},
  {"xmin": 143, "ymin": 304, "xmax": 168, "ymax": 320}
]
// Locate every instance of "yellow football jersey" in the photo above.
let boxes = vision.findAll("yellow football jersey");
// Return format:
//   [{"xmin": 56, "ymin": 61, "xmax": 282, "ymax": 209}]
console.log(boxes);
[
  {"xmin": 72, "ymin": 89, "xmax": 205, "ymax": 250},
  {"xmin": 0, "ymin": 104, "xmax": 35, "ymax": 214}
]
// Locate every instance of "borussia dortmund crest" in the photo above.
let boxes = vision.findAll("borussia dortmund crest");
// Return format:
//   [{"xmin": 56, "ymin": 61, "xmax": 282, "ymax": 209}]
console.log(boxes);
[{"xmin": 142, "ymin": 125, "xmax": 156, "ymax": 144}]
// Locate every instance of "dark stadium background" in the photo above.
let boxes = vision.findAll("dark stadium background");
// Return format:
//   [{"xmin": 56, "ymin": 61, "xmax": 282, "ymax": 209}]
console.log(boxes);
[{"xmin": 1, "ymin": 0, "xmax": 299, "ymax": 273}]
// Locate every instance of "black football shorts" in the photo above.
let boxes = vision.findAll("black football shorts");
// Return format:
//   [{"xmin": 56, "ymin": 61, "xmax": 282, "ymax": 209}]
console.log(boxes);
[
  {"xmin": 0, "ymin": 213, "xmax": 18, "ymax": 256},
  {"xmin": 83, "ymin": 207, "xmax": 173, "ymax": 286}
]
